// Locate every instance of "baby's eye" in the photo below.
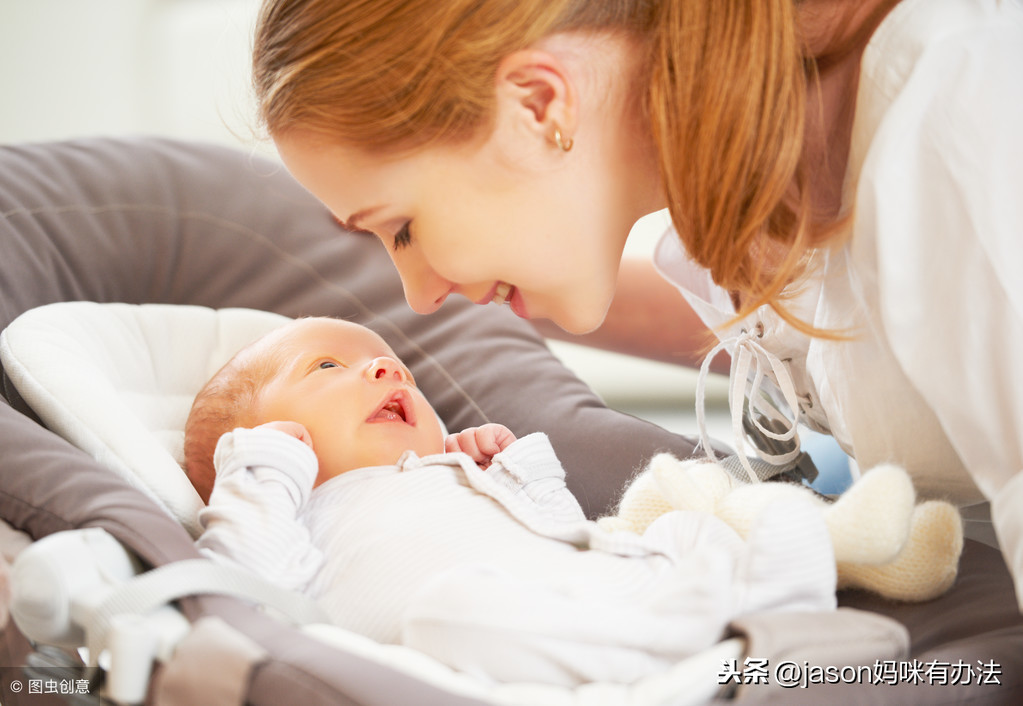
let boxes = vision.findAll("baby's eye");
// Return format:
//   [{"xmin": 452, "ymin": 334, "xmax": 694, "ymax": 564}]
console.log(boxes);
[{"xmin": 318, "ymin": 361, "xmax": 340, "ymax": 369}]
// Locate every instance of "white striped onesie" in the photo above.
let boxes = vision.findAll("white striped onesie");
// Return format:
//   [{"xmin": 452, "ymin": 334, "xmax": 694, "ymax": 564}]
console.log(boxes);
[{"xmin": 197, "ymin": 427, "xmax": 836, "ymax": 686}]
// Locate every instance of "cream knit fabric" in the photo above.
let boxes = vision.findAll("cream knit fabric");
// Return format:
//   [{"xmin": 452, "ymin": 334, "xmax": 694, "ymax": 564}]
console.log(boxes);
[{"xmin": 600, "ymin": 454, "xmax": 963, "ymax": 602}]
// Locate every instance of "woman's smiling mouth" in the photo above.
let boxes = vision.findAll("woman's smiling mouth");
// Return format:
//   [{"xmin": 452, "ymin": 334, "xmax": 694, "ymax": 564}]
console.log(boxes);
[
  {"xmin": 492, "ymin": 282, "xmax": 512, "ymax": 305},
  {"xmin": 477, "ymin": 282, "xmax": 527, "ymax": 318}
]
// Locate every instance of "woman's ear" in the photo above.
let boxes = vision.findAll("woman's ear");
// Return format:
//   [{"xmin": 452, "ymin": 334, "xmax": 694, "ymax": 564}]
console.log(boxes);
[{"xmin": 493, "ymin": 49, "xmax": 578, "ymax": 145}]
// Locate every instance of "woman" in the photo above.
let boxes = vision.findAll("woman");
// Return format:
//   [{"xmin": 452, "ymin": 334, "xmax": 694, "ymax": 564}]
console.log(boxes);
[{"xmin": 251, "ymin": 0, "xmax": 1023, "ymax": 609}]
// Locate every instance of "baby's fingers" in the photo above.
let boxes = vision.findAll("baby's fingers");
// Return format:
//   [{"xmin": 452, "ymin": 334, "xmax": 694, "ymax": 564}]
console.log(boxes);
[
  {"xmin": 445, "ymin": 430, "xmax": 481, "ymax": 459},
  {"xmin": 258, "ymin": 421, "xmax": 314, "ymax": 449},
  {"xmin": 472, "ymin": 425, "xmax": 506, "ymax": 457}
]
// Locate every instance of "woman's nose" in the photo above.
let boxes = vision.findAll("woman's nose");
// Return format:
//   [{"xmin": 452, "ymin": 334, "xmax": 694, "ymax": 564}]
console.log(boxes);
[
  {"xmin": 400, "ymin": 275, "xmax": 453, "ymax": 315},
  {"xmin": 366, "ymin": 357, "xmax": 407, "ymax": 382},
  {"xmin": 390, "ymin": 253, "xmax": 452, "ymax": 314}
]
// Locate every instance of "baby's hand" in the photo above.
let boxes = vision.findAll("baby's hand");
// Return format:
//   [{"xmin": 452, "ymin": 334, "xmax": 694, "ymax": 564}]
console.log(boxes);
[
  {"xmin": 445, "ymin": 424, "xmax": 516, "ymax": 469},
  {"xmin": 257, "ymin": 421, "xmax": 314, "ymax": 450}
]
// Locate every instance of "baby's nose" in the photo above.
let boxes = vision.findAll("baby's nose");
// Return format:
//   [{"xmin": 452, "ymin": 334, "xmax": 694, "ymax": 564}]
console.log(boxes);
[{"xmin": 366, "ymin": 357, "xmax": 405, "ymax": 382}]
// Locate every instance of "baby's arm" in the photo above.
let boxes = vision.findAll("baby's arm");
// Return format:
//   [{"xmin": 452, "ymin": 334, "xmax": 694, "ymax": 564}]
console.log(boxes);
[
  {"xmin": 448, "ymin": 427, "xmax": 586, "ymax": 522},
  {"xmin": 196, "ymin": 424, "xmax": 324, "ymax": 591},
  {"xmin": 445, "ymin": 423, "xmax": 516, "ymax": 469},
  {"xmin": 488, "ymin": 432, "xmax": 587, "ymax": 524}
]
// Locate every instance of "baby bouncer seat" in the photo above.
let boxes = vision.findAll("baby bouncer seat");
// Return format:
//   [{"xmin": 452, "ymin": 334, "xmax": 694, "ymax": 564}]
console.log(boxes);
[{"xmin": 0, "ymin": 138, "xmax": 1020, "ymax": 705}]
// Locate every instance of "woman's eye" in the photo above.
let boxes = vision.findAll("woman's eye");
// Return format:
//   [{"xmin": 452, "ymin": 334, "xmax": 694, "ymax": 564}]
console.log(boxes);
[
  {"xmin": 318, "ymin": 361, "xmax": 339, "ymax": 369},
  {"xmin": 393, "ymin": 221, "xmax": 413, "ymax": 251}
]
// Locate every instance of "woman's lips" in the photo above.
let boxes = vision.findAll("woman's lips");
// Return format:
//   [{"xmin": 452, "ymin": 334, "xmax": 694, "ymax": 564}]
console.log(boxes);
[
  {"xmin": 491, "ymin": 282, "xmax": 512, "ymax": 305},
  {"xmin": 476, "ymin": 282, "xmax": 503, "ymax": 305},
  {"xmin": 507, "ymin": 286, "xmax": 528, "ymax": 319},
  {"xmin": 367, "ymin": 390, "xmax": 415, "ymax": 425},
  {"xmin": 480, "ymin": 282, "xmax": 528, "ymax": 319}
]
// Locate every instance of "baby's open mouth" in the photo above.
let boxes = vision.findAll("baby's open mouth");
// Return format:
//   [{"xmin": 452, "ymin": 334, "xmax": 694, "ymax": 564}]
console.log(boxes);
[{"xmin": 367, "ymin": 390, "xmax": 414, "ymax": 425}]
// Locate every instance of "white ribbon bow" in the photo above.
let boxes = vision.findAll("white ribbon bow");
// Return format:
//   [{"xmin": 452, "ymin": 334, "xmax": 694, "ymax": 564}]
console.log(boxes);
[{"xmin": 696, "ymin": 323, "xmax": 803, "ymax": 484}]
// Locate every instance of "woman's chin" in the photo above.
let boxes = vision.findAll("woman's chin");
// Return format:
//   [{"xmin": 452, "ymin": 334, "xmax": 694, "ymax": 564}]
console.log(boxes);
[{"xmin": 550, "ymin": 304, "xmax": 610, "ymax": 336}]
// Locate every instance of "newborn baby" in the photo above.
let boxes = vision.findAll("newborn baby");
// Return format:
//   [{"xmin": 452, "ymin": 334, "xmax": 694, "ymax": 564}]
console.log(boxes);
[{"xmin": 186, "ymin": 316, "xmax": 837, "ymax": 686}]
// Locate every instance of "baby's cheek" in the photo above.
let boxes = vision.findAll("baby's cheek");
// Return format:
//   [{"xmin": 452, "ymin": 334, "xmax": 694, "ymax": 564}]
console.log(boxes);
[{"xmin": 424, "ymin": 427, "xmax": 446, "ymax": 456}]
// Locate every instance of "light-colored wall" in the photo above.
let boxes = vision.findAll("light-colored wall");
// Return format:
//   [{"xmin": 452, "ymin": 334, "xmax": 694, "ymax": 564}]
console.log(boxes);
[
  {"xmin": 1, "ymin": 1, "xmax": 262, "ymax": 149},
  {"xmin": 1, "ymin": 0, "xmax": 724, "ymax": 418}
]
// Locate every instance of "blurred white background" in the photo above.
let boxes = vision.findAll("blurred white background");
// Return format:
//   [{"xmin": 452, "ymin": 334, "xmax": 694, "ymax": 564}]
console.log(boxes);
[{"xmin": 0, "ymin": 0, "xmax": 729, "ymax": 438}]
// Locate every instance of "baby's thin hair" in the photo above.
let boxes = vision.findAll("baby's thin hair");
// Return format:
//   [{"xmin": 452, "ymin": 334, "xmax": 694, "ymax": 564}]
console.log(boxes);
[{"xmin": 184, "ymin": 331, "xmax": 291, "ymax": 503}]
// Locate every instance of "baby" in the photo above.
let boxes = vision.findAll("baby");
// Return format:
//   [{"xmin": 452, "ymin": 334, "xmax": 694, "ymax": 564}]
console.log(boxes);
[{"xmin": 184, "ymin": 316, "xmax": 838, "ymax": 686}]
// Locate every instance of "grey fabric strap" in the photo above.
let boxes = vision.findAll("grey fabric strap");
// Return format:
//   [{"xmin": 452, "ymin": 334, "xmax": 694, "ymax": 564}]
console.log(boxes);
[
  {"xmin": 153, "ymin": 617, "xmax": 269, "ymax": 706},
  {"xmin": 719, "ymin": 452, "xmax": 818, "ymax": 485},
  {"xmin": 718, "ymin": 411, "xmax": 821, "ymax": 486},
  {"xmin": 83, "ymin": 559, "xmax": 327, "ymax": 662}
]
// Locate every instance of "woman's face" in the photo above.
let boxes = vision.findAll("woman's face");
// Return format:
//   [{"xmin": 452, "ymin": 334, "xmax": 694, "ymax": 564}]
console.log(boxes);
[{"xmin": 275, "ymin": 124, "xmax": 649, "ymax": 334}]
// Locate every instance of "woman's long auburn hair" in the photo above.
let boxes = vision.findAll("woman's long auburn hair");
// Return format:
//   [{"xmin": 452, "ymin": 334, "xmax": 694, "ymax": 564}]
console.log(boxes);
[{"xmin": 254, "ymin": 0, "xmax": 834, "ymax": 334}]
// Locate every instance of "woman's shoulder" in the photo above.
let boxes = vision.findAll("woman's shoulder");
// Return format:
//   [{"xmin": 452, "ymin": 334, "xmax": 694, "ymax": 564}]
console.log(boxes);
[
  {"xmin": 850, "ymin": 0, "xmax": 1022, "ymax": 200},
  {"xmin": 864, "ymin": 0, "xmax": 1020, "ymax": 84}
]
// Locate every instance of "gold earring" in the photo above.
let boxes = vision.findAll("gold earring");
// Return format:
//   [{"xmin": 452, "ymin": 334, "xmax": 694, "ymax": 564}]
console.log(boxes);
[{"xmin": 553, "ymin": 126, "xmax": 574, "ymax": 152}]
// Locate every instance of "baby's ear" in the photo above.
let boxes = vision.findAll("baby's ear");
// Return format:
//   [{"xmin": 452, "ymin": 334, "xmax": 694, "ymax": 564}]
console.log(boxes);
[
  {"xmin": 256, "ymin": 420, "xmax": 314, "ymax": 449},
  {"xmin": 184, "ymin": 463, "xmax": 215, "ymax": 505}
]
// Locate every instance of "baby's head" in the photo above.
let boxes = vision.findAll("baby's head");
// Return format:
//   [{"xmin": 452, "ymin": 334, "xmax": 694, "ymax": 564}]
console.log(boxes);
[{"xmin": 184, "ymin": 317, "xmax": 445, "ymax": 502}]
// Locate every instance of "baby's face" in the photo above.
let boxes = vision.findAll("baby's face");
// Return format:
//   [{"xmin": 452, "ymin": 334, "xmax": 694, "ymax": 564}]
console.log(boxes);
[{"xmin": 255, "ymin": 318, "xmax": 444, "ymax": 483}]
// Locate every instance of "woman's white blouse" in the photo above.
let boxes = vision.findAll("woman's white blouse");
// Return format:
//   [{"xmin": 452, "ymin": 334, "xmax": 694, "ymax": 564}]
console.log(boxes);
[{"xmin": 654, "ymin": 0, "xmax": 1023, "ymax": 605}]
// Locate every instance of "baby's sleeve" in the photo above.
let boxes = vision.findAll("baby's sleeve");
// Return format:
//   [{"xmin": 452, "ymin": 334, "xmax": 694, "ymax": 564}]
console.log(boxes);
[
  {"xmin": 196, "ymin": 427, "xmax": 324, "ymax": 591},
  {"xmin": 488, "ymin": 432, "xmax": 587, "ymax": 524}
]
